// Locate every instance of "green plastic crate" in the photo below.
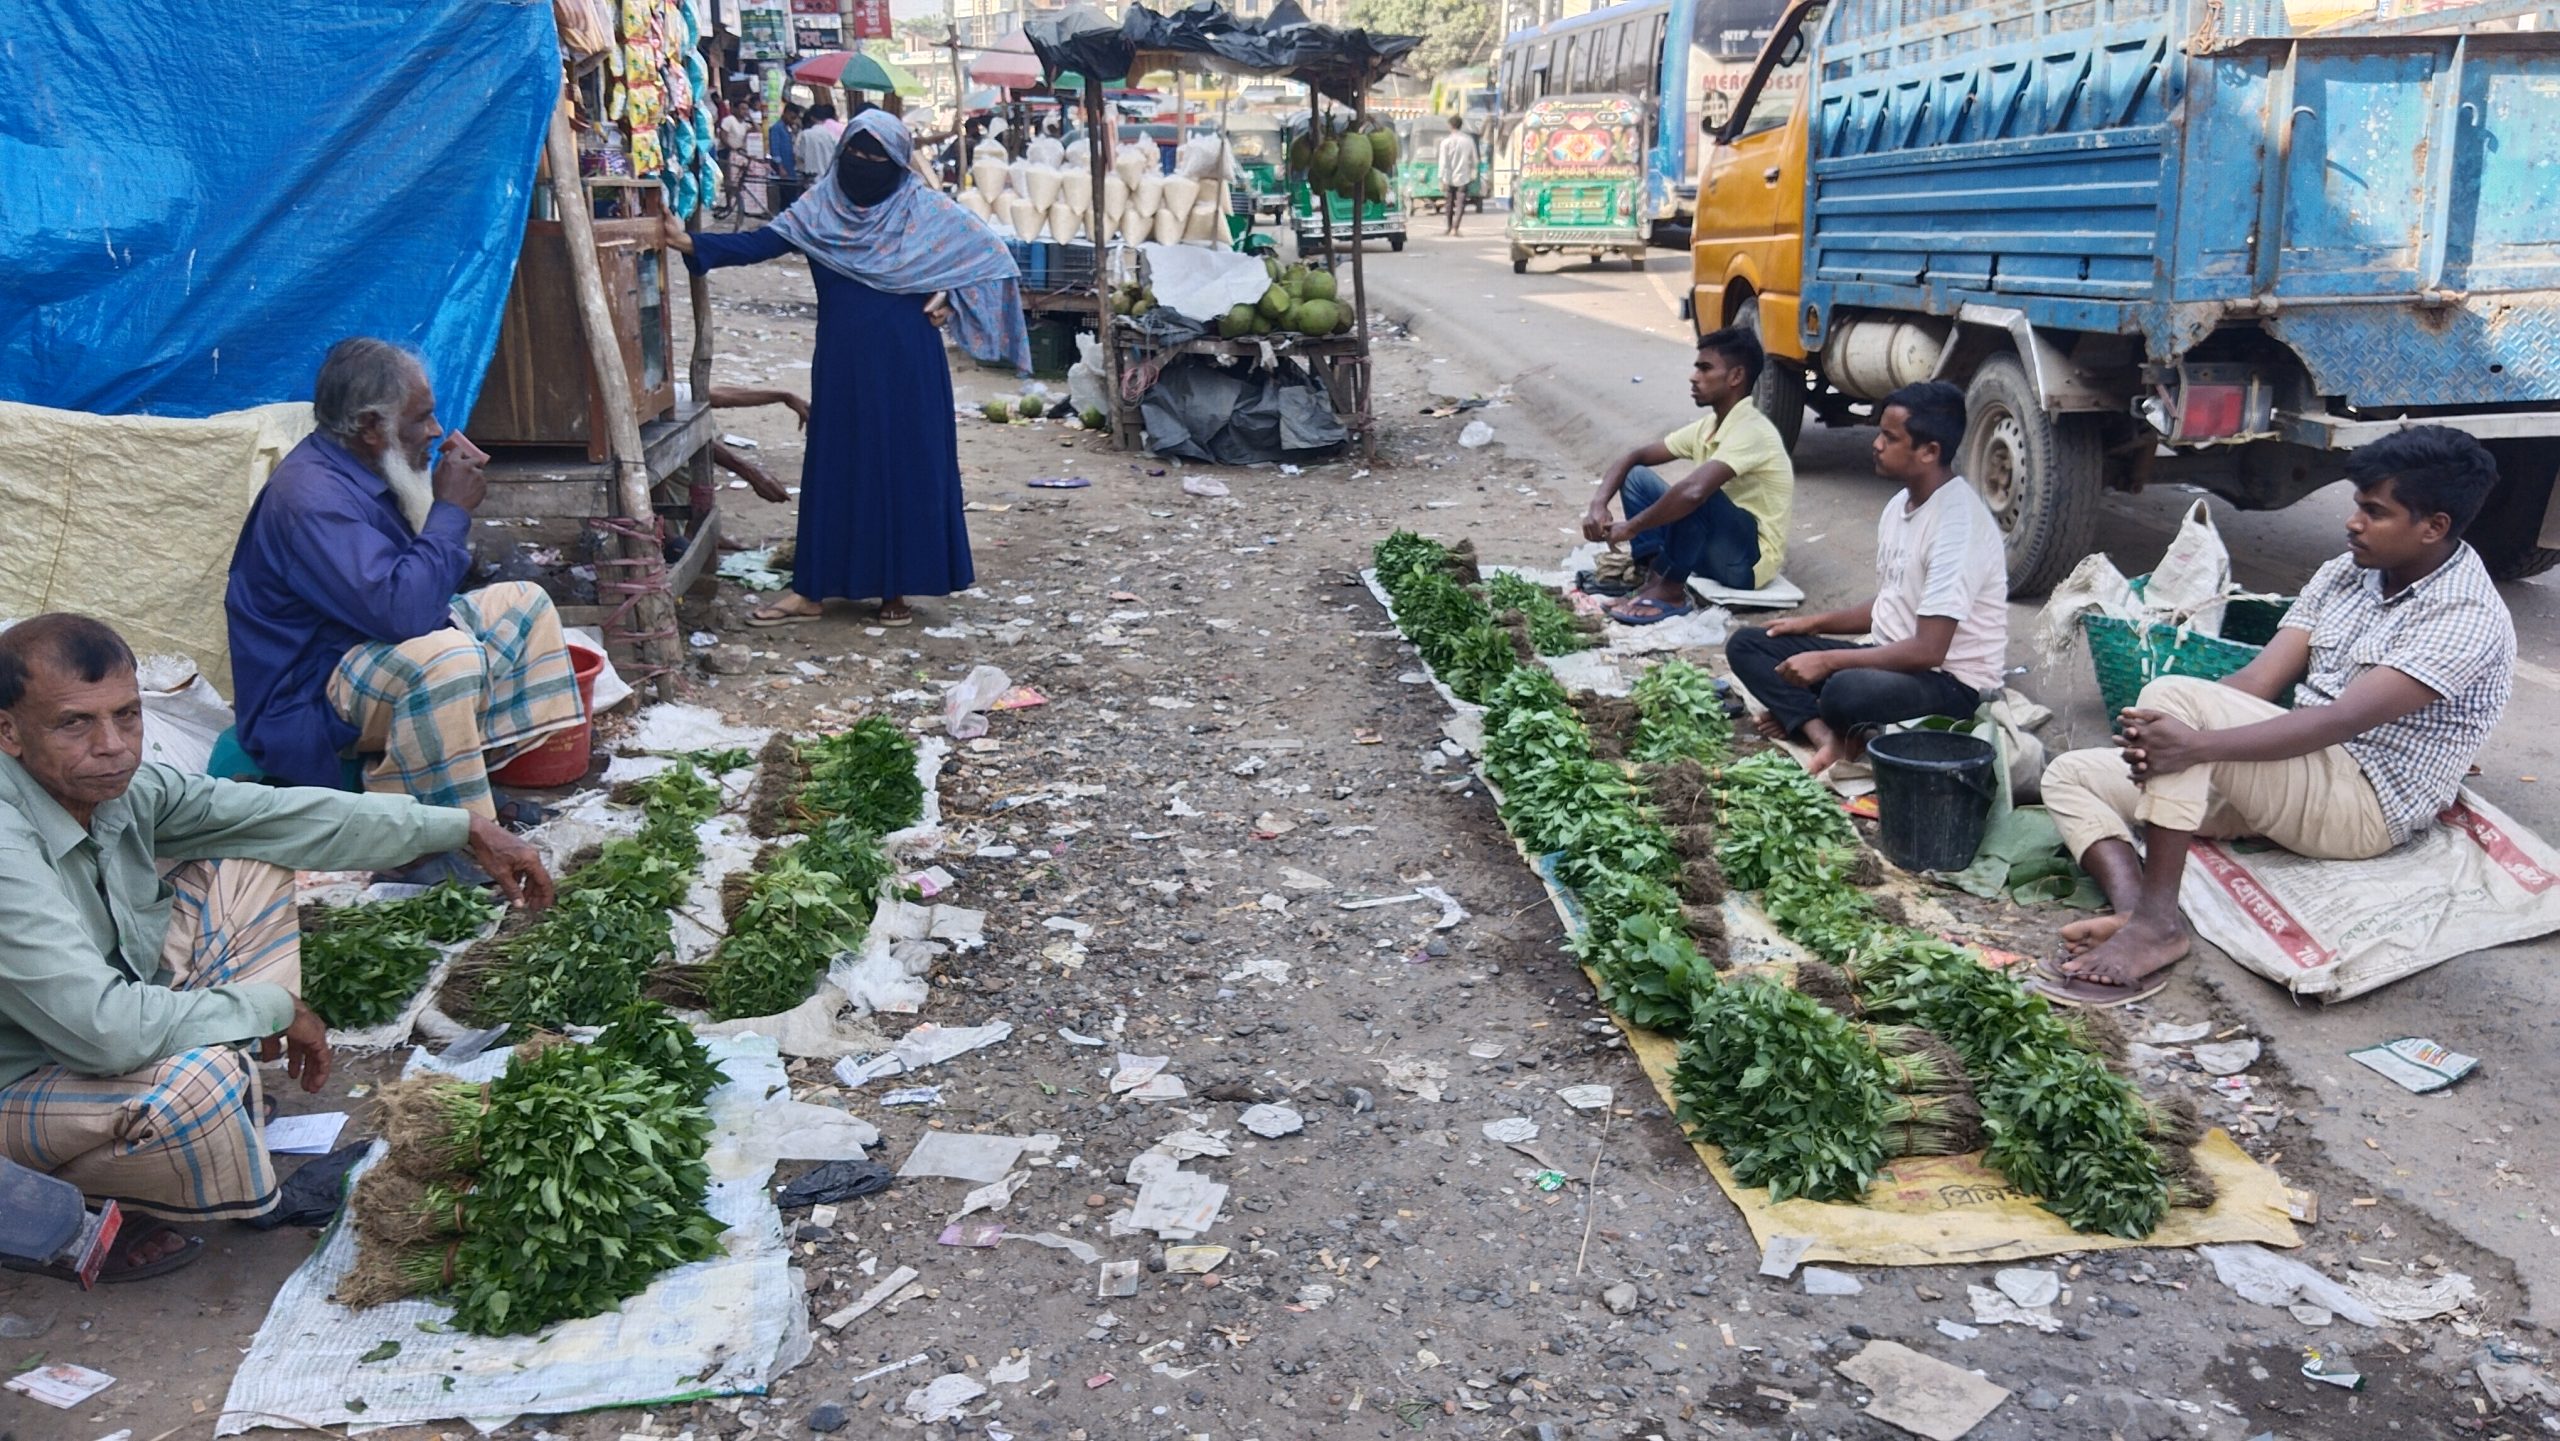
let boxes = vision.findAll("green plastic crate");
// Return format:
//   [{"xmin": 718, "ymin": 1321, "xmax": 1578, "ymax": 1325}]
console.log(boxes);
[{"xmin": 2081, "ymin": 576, "xmax": 2295, "ymax": 721}]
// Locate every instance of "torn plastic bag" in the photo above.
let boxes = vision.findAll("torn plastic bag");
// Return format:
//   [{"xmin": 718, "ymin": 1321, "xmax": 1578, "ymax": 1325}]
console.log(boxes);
[
  {"xmin": 245, "ymin": 1142, "xmax": 372, "ymax": 1230},
  {"xmin": 776, "ymin": 1159, "xmax": 895, "ymax": 1208},
  {"xmin": 1141, "ymin": 355, "xmax": 1346, "ymax": 465}
]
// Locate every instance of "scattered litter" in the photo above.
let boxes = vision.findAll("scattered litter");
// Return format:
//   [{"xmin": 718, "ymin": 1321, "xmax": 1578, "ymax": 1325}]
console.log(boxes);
[
  {"xmin": 1295, "ymin": 1282, "xmax": 1336, "ymax": 1309},
  {"xmin": 1180, "ymin": 475, "xmax": 1230, "ymax": 498},
  {"xmin": 951, "ymin": 1170, "xmax": 1032, "ymax": 1221},
  {"xmin": 2199, "ymin": 1245, "xmax": 2386, "ymax": 1327},
  {"xmin": 776, "ymin": 1160, "xmax": 894, "ymax": 1208},
  {"xmin": 903, "ymin": 1372, "xmax": 988, "ymax": 1422},
  {"xmin": 881, "ymin": 1085, "xmax": 943, "ymax": 1108},
  {"xmin": 939, "ymin": 1220, "xmax": 1008, "ymax": 1248},
  {"xmin": 1995, "ymin": 1268, "xmax": 2060, "ymax": 1309},
  {"xmin": 1086, "ymin": 1371, "xmax": 1116, "ymax": 1389},
  {"xmin": 1221, "ymin": 955, "xmax": 1291, "ymax": 985},
  {"xmin": 1381, "ymin": 1055, "xmax": 1450, "ymax": 1103},
  {"xmin": 1481, "ymin": 1117, "xmax": 1540, "ymax": 1145},
  {"xmin": 1458, "ymin": 421, "xmax": 1495, "ymax": 448},
  {"xmin": 1415, "ymin": 884, "xmax": 1469, "ymax": 929},
  {"xmin": 835, "ymin": 1021, "xmax": 1015, "ymax": 1086},
  {"xmin": 5, "ymin": 1362, "xmax": 114, "ymax": 1408},
  {"xmin": 1467, "ymin": 1041, "xmax": 1505, "ymax": 1059},
  {"xmin": 2348, "ymin": 1037, "xmax": 2480, "ymax": 1093},
  {"xmin": 1932, "ymin": 1319, "xmax": 1981, "ymax": 1341},
  {"xmin": 848, "ymin": 1353, "xmax": 929, "ymax": 1385},
  {"xmin": 820, "ymin": 1266, "xmax": 920, "ymax": 1331},
  {"xmin": 899, "ymin": 1132, "xmax": 1046, "ymax": 1184},
  {"xmin": 1802, "ymin": 1267, "xmax": 1864, "ymax": 1297},
  {"xmin": 1240, "ymin": 1104, "xmax": 1304, "ymax": 1138},
  {"xmin": 2300, "ymin": 1348, "xmax": 2364, "ymax": 1391},
  {"xmin": 1838, "ymin": 1341, "xmax": 2009, "ymax": 1441},
  {"xmin": 1098, "ymin": 1260, "xmax": 1142, "ymax": 1297},
  {"xmin": 988, "ymin": 1355, "xmax": 1033, "ymax": 1386},
  {"xmin": 1758, "ymin": 1235, "xmax": 1815, "ymax": 1279},
  {"xmin": 1165, "ymin": 1245, "xmax": 1231, "ymax": 1274},
  {"xmin": 1059, "ymin": 1028, "xmax": 1107, "ymax": 1047},
  {"xmin": 2145, "ymin": 1019, "xmax": 2214, "ymax": 1044},
  {"xmin": 1026, "ymin": 476, "xmax": 1090, "ymax": 489},
  {"xmin": 942, "ymin": 664, "xmax": 1012, "ymax": 741},
  {"xmin": 1338, "ymin": 892, "xmax": 1425, "ymax": 911},
  {"xmin": 1968, "ymin": 1284, "xmax": 2062, "ymax": 1334},
  {"xmin": 1022, "ymin": 1232, "xmax": 1102, "ymax": 1264},
  {"xmin": 264, "ymin": 1111, "xmax": 349, "ymax": 1155},
  {"xmin": 1278, "ymin": 866, "xmax": 1331, "ymax": 891},
  {"xmin": 1126, "ymin": 1170, "xmax": 1228, "ymax": 1239},
  {"xmin": 2290, "ymin": 1304, "xmax": 2335, "ymax": 1327},
  {"xmin": 2192, "ymin": 1038, "xmax": 2262, "ymax": 1076},
  {"xmin": 2476, "ymin": 1349, "xmax": 2560, "ymax": 1408},
  {"xmin": 1557, "ymin": 1084, "xmax": 1613, "ymax": 1111},
  {"xmin": 2344, "ymin": 1269, "xmax": 2477, "ymax": 1321},
  {"xmin": 1043, "ymin": 916, "xmax": 1095, "ymax": 939}
]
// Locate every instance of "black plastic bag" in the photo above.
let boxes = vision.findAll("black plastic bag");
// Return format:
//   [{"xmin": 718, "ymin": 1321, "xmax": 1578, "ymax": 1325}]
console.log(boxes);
[{"xmin": 1140, "ymin": 355, "xmax": 1347, "ymax": 464}]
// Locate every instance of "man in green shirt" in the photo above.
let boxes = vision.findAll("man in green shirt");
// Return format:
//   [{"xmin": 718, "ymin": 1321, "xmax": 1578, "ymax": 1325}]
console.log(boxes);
[
  {"xmin": 1581, "ymin": 326, "xmax": 1795, "ymax": 625},
  {"xmin": 0, "ymin": 614, "xmax": 550, "ymax": 1281}
]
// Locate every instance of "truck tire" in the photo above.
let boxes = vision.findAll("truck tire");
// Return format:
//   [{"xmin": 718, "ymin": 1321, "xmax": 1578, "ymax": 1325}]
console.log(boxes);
[
  {"xmin": 1733, "ymin": 300, "xmax": 1806, "ymax": 454},
  {"xmin": 1963, "ymin": 355, "xmax": 2102, "ymax": 597},
  {"xmin": 2477, "ymin": 440, "xmax": 2560, "ymax": 581}
]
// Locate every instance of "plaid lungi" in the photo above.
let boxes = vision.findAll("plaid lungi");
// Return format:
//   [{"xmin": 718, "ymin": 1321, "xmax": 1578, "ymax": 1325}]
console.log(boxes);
[
  {"xmin": 0, "ymin": 859, "xmax": 297, "ymax": 1221},
  {"xmin": 328, "ymin": 581, "xmax": 585, "ymax": 820}
]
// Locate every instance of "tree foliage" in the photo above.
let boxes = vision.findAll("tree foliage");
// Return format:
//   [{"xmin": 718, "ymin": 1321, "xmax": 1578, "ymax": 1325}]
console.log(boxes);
[{"xmin": 1347, "ymin": 0, "xmax": 1494, "ymax": 79}]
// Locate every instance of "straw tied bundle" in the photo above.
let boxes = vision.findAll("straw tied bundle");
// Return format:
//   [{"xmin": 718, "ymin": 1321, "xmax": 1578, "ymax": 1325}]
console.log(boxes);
[{"xmin": 335, "ymin": 1009, "xmax": 728, "ymax": 1335}]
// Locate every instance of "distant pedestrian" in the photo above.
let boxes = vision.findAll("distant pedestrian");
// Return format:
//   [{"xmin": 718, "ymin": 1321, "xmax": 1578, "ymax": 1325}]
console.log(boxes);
[
  {"xmin": 1437, "ymin": 115, "xmax": 1479, "ymax": 237},
  {"xmin": 798, "ymin": 102, "xmax": 843, "ymax": 184}
]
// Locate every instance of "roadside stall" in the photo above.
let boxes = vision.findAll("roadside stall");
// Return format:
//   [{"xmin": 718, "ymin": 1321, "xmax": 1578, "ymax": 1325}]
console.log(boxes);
[{"xmin": 1027, "ymin": 0, "xmax": 1418, "ymax": 463}]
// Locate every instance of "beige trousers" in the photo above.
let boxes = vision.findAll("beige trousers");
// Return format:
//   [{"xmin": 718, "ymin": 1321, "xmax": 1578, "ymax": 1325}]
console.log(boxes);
[{"xmin": 2043, "ymin": 675, "xmax": 2393, "ymax": 863}]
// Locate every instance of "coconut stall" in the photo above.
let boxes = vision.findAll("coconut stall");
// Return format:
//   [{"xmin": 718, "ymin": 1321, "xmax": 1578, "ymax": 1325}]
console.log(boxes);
[{"xmin": 1024, "ymin": 0, "xmax": 1417, "ymax": 465}]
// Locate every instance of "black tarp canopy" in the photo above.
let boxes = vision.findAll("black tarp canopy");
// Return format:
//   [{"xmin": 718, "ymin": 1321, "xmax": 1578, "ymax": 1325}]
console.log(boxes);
[{"xmin": 1026, "ymin": 1, "xmax": 1420, "ymax": 106}]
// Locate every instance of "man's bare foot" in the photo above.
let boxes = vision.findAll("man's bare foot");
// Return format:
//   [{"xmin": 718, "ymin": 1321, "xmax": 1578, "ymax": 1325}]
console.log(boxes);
[
  {"xmin": 2060, "ymin": 913, "xmax": 2127, "ymax": 956},
  {"xmin": 2056, "ymin": 915, "xmax": 2190, "ymax": 990},
  {"xmin": 1751, "ymin": 711, "xmax": 1786, "ymax": 740}
]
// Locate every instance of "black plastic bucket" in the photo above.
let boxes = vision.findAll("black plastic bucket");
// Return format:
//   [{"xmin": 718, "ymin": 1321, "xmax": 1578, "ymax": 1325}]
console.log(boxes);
[{"xmin": 1866, "ymin": 729, "xmax": 1998, "ymax": 873}]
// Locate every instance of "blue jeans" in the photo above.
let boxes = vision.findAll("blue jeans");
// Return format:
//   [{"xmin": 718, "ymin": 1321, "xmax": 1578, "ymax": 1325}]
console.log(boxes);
[{"xmin": 1620, "ymin": 466, "xmax": 1759, "ymax": 590}]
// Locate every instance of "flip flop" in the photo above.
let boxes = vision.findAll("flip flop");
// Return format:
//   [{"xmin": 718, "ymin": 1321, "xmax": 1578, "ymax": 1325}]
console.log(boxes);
[
  {"xmin": 1606, "ymin": 596, "xmax": 1693, "ymax": 626},
  {"xmin": 876, "ymin": 608, "xmax": 915, "ymax": 628},
  {"xmin": 4, "ymin": 1223, "xmax": 203, "ymax": 1286},
  {"xmin": 2029, "ymin": 956, "xmax": 2171, "ymax": 1010},
  {"xmin": 1574, "ymin": 568, "xmax": 1640, "ymax": 597},
  {"xmin": 746, "ymin": 605, "xmax": 823, "ymax": 628}
]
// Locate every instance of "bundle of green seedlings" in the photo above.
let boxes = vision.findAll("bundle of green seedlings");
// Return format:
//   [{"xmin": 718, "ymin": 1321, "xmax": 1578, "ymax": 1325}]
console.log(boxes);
[
  {"xmin": 1372, "ymin": 533, "xmax": 1517, "ymax": 703},
  {"xmin": 792, "ymin": 717, "xmax": 925, "ymax": 834},
  {"xmin": 444, "ymin": 763, "xmax": 720, "ymax": 1036},
  {"xmin": 1670, "ymin": 976, "xmax": 1894, "ymax": 1202},
  {"xmin": 670, "ymin": 818, "xmax": 897, "ymax": 1020},
  {"xmin": 1629, "ymin": 657, "xmax": 1733, "ymax": 766},
  {"xmin": 1484, "ymin": 571, "xmax": 1598, "ymax": 657},
  {"xmin": 339, "ymin": 1001, "xmax": 727, "ymax": 1334},
  {"xmin": 301, "ymin": 883, "xmax": 499, "ymax": 1029},
  {"xmin": 1728, "ymin": 779, "xmax": 2193, "ymax": 1237}
]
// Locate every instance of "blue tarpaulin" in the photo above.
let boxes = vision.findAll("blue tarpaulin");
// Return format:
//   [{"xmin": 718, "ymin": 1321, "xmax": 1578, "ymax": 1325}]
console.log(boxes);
[{"xmin": 0, "ymin": 1, "xmax": 559, "ymax": 425}]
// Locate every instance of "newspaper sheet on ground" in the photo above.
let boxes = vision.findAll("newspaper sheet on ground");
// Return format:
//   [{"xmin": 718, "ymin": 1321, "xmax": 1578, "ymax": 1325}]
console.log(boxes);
[
  {"xmin": 218, "ymin": 1036, "xmax": 825, "ymax": 1435},
  {"xmin": 2181, "ymin": 789, "xmax": 2560, "ymax": 1000}
]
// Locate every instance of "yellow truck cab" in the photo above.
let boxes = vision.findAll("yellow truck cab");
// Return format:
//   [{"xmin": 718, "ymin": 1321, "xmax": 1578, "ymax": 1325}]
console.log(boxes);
[{"xmin": 1688, "ymin": 0, "xmax": 1821, "ymax": 449}]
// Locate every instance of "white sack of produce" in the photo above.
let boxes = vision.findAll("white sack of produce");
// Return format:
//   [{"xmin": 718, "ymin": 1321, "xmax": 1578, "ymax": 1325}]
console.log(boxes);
[
  {"xmin": 1103, "ymin": 173, "xmax": 1129, "ymax": 223},
  {"xmin": 1134, "ymin": 172, "xmax": 1165, "ymax": 218},
  {"xmin": 1007, "ymin": 196, "xmax": 1043, "ymax": 242},
  {"xmin": 1113, "ymin": 147, "xmax": 1150, "ymax": 188},
  {"xmin": 1150, "ymin": 206, "xmax": 1184, "ymax": 245},
  {"xmin": 1007, "ymin": 157, "xmax": 1031, "ymax": 201},
  {"xmin": 1062, "ymin": 171, "xmax": 1092, "ymax": 212},
  {"xmin": 973, "ymin": 137, "xmax": 1008, "ymax": 162},
  {"xmin": 971, "ymin": 160, "xmax": 1009, "ymax": 204},
  {"xmin": 1163, "ymin": 174, "xmax": 1201, "ymax": 220},
  {"xmin": 1026, "ymin": 163, "xmax": 1064, "ymax": 210},
  {"xmin": 1118, "ymin": 208, "xmax": 1149, "ymax": 245},
  {"xmin": 1064, "ymin": 139, "xmax": 1091, "ymax": 167},
  {"xmin": 1175, "ymin": 135, "xmax": 1229, "ymax": 180},
  {"xmin": 957, "ymin": 189, "xmax": 993, "ymax": 221},
  {"xmin": 1027, "ymin": 136, "xmax": 1065, "ymax": 166},
  {"xmin": 1048, "ymin": 201, "xmax": 1080, "ymax": 244},
  {"xmin": 1183, "ymin": 196, "xmax": 1220, "ymax": 243}
]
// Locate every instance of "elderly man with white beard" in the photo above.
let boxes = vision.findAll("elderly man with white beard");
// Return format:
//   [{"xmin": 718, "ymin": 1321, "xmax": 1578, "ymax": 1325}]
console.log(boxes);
[{"xmin": 224, "ymin": 339, "xmax": 585, "ymax": 883}]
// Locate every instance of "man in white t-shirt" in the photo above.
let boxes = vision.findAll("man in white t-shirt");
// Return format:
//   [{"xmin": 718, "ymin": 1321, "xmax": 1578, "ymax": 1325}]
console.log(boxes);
[
  {"xmin": 1725, "ymin": 381, "xmax": 2008, "ymax": 775},
  {"xmin": 1436, "ymin": 117, "xmax": 1479, "ymax": 238}
]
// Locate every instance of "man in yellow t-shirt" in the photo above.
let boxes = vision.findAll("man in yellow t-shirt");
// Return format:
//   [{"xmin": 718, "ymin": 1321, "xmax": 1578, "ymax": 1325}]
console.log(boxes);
[{"xmin": 1580, "ymin": 327, "xmax": 1794, "ymax": 624}]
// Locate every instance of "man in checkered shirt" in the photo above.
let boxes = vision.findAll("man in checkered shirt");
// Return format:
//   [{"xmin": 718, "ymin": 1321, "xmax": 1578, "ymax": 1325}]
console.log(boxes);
[{"xmin": 2036, "ymin": 426, "xmax": 2518, "ymax": 1007}]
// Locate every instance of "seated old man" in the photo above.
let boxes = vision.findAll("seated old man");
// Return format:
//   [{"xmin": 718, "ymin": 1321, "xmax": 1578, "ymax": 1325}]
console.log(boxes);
[
  {"xmin": 2037, "ymin": 426, "xmax": 2517, "ymax": 1007},
  {"xmin": 0, "ymin": 615, "xmax": 550, "ymax": 1280},
  {"xmin": 226, "ymin": 337, "xmax": 586, "ymax": 871}
]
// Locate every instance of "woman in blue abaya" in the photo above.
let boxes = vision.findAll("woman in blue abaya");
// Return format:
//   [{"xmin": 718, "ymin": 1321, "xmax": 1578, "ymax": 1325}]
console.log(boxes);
[{"xmin": 663, "ymin": 109, "xmax": 1030, "ymax": 626}]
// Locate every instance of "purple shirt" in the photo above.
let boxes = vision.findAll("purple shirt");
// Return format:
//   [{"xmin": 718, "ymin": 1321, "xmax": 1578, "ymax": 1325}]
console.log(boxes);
[{"xmin": 224, "ymin": 434, "xmax": 472, "ymax": 787}]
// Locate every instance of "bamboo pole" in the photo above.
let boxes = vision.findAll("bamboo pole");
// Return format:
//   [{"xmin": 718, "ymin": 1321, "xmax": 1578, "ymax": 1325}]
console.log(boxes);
[
  {"xmin": 542, "ymin": 97, "xmax": 683, "ymax": 691},
  {"xmin": 1348, "ymin": 82, "xmax": 1373, "ymax": 464},
  {"xmin": 1089, "ymin": 82, "xmax": 1129, "ymax": 449}
]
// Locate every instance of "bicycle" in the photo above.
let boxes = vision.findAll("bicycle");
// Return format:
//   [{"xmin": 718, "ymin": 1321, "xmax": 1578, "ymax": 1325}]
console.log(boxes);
[{"xmin": 712, "ymin": 156, "xmax": 802, "ymax": 228}]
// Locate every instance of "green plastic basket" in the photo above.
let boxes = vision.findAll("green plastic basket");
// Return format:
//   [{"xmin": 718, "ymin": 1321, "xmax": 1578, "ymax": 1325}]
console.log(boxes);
[{"xmin": 2081, "ymin": 576, "xmax": 2294, "ymax": 720}]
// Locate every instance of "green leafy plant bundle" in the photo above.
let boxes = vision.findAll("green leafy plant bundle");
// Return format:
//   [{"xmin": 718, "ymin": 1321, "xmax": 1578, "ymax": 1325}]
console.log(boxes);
[
  {"xmin": 794, "ymin": 718, "xmax": 925, "ymax": 835},
  {"xmin": 303, "ymin": 883, "xmax": 501, "ymax": 1029},
  {"xmin": 688, "ymin": 837, "xmax": 882, "ymax": 1020},
  {"xmin": 1629, "ymin": 657, "xmax": 1732, "ymax": 765},
  {"xmin": 1485, "ymin": 572, "xmax": 1593, "ymax": 656},
  {"xmin": 1713, "ymin": 750, "xmax": 1860, "ymax": 890},
  {"xmin": 1671, "ymin": 976, "xmax": 1893, "ymax": 1203}
]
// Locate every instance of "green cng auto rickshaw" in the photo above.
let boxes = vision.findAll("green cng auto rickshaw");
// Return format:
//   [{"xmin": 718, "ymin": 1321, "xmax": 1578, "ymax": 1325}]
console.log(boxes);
[
  {"xmin": 1506, "ymin": 95, "xmax": 1646, "ymax": 274},
  {"xmin": 1226, "ymin": 116, "xmax": 1290, "ymax": 226},
  {"xmin": 1392, "ymin": 115, "xmax": 1488, "ymax": 215}
]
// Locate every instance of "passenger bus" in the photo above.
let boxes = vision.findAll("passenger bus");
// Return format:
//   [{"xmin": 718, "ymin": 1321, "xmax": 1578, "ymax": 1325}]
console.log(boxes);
[{"xmin": 1494, "ymin": 0, "xmax": 1785, "ymax": 238}]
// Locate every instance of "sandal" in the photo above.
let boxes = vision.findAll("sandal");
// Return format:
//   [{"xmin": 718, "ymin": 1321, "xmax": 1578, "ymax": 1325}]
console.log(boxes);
[
  {"xmin": 3, "ymin": 1222, "xmax": 204, "ymax": 1286},
  {"xmin": 876, "ymin": 605, "xmax": 915, "ymax": 628},
  {"xmin": 2028, "ymin": 956, "xmax": 2172, "ymax": 1010},
  {"xmin": 747, "ymin": 603, "xmax": 823, "ymax": 628},
  {"xmin": 1605, "ymin": 596, "xmax": 1693, "ymax": 626}
]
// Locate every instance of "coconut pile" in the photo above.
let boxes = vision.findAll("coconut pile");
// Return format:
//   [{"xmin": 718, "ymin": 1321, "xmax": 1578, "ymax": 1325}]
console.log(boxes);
[
  {"xmin": 1288, "ymin": 115, "xmax": 1397, "ymax": 207},
  {"xmin": 958, "ymin": 134, "xmax": 1236, "ymax": 247}
]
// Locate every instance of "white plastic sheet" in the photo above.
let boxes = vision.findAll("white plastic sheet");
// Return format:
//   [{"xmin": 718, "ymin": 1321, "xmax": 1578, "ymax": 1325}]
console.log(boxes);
[{"xmin": 1137, "ymin": 243, "xmax": 1273, "ymax": 322}]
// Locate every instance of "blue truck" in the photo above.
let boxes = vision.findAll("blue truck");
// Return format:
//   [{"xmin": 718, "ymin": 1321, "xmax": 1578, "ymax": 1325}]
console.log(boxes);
[{"xmin": 1690, "ymin": 0, "xmax": 2560, "ymax": 593}]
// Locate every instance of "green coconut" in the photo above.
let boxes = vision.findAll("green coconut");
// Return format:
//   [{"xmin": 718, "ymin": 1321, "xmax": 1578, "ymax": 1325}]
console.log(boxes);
[
  {"xmin": 1334, "ymin": 303, "xmax": 1357, "ymax": 334},
  {"xmin": 1311, "ymin": 140, "xmax": 1341, "ymax": 188},
  {"xmin": 980, "ymin": 400, "xmax": 1011, "ymax": 423},
  {"xmin": 1287, "ymin": 134, "xmax": 1314, "ymax": 171},
  {"xmin": 1079, "ymin": 406, "xmax": 1109, "ymax": 432},
  {"xmin": 1368, "ymin": 123, "xmax": 1399, "ymax": 170},
  {"xmin": 1303, "ymin": 270, "xmax": 1337, "ymax": 302},
  {"xmin": 1338, "ymin": 131, "xmax": 1373, "ymax": 177},
  {"xmin": 1364, "ymin": 167, "xmax": 1389, "ymax": 201},
  {"xmin": 1295, "ymin": 298, "xmax": 1341, "ymax": 335},
  {"xmin": 1018, "ymin": 395, "xmax": 1047, "ymax": 419},
  {"xmin": 1252, "ymin": 313, "xmax": 1274, "ymax": 335},
  {"xmin": 1257, "ymin": 284, "xmax": 1291, "ymax": 319},
  {"xmin": 1220, "ymin": 303, "xmax": 1256, "ymax": 338}
]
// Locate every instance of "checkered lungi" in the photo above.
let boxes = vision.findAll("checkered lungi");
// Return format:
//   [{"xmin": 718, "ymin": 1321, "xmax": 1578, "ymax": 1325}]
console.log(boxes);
[
  {"xmin": 0, "ymin": 859, "xmax": 297, "ymax": 1221},
  {"xmin": 327, "ymin": 581, "xmax": 586, "ymax": 820}
]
